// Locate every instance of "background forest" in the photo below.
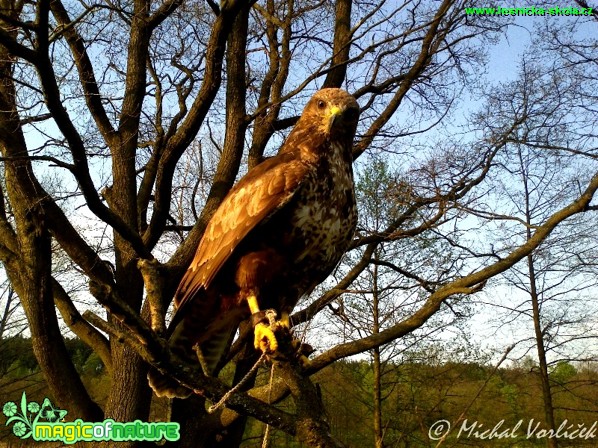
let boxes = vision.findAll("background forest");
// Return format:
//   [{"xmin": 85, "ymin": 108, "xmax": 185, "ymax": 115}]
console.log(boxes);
[
  {"xmin": 1, "ymin": 336, "xmax": 598, "ymax": 447},
  {"xmin": 0, "ymin": 0, "xmax": 597, "ymax": 447}
]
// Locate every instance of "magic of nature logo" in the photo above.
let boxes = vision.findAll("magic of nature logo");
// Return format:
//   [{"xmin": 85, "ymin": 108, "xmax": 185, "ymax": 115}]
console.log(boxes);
[{"xmin": 3, "ymin": 392, "xmax": 179, "ymax": 444}]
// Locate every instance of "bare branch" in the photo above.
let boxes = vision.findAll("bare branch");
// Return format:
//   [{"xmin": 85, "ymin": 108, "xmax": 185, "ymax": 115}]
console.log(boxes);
[
  {"xmin": 52, "ymin": 277, "xmax": 113, "ymax": 374},
  {"xmin": 307, "ymin": 169, "xmax": 598, "ymax": 373},
  {"xmin": 82, "ymin": 309, "xmax": 298, "ymax": 434}
]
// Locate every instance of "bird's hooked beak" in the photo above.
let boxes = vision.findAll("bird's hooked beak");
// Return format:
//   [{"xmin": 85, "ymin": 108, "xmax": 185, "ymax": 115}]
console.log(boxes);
[{"xmin": 327, "ymin": 105, "xmax": 344, "ymax": 133}]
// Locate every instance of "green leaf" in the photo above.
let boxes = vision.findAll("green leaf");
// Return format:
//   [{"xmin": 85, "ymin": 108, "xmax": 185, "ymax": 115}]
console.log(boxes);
[{"xmin": 19, "ymin": 392, "xmax": 27, "ymax": 421}]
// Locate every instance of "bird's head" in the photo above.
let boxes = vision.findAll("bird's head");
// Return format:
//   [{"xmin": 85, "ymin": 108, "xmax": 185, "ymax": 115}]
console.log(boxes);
[
  {"xmin": 280, "ymin": 89, "xmax": 359, "ymax": 159},
  {"xmin": 280, "ymin": 88, "xmax": 360, "ymax": 161},
  {"xmin": 304, "ymin": 88, "xmax": 360, "ymax": 142}
]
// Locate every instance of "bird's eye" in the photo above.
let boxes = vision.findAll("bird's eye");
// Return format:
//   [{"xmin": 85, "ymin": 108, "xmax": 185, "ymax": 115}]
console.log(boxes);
[{"xmin": 317, "ymin": 100, "xmax": 326, "ymax": 109}]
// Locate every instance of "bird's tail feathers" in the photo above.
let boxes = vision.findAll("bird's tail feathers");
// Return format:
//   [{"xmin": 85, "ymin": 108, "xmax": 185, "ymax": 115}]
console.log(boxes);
[
  {"xmin": 147, "ymin": 313, "xmax": 242, "ymax": 398},
  {"xmin": 147, "ymin": 314, "xmax": 201, "ymax": 399},
  {"xmin": 197, "ymin": 321, "xmax": 239, "ymax": 376}
]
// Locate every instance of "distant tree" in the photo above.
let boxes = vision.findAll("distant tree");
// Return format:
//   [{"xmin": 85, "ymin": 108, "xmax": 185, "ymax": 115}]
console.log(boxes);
[
  {"xmin": 470, "ymin": 32, "xmax": 598, "ymax": 448},
  {"xmin": 323, "ymin": 158, "xmax": 480, "ymax": 447},
  {"xmin": 0, "ymin": 280, "xmax": 22, "ymax": 339},
  {"xmin": 0, "ymin": 335, "xmax": 38, "ymax": 377}
]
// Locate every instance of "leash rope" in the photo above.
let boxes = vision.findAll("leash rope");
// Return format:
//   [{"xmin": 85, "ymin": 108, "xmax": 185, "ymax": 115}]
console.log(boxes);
[
  {"xmin": 207, "ymin": 309, "xmax": 278, "ymax": 414},
  {"xmin": 207, "ymin": 350, "xmax": 267, "ymax": 414}
]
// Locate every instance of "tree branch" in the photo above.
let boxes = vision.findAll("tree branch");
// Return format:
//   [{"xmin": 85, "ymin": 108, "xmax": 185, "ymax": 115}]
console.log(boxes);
[
  {"xmin": 52, "ymin": 277, "xmax": 113, "ymax": 374},
  {"xmin": 49, "ymin": 0, "xmax": 117, "ymax": 145},
  {"xmin": 307, "ymin": 168, "xmax": 598, "ymax": 373},
  {"xmin": 353, "ymin": 0, "xmax": 454, "ymax": 159},
  {"xmin": 322, "ymin": 0, "xmax": 352, "ymax": 89},
  {"xmin": 82, "ymin": 309, "xmax": 297, "ymax": 434},
  {"xmin": 31, "ymin": 16, "xmax": 151, "ymax": 257},
  {"xmin": 144, "ymin": 0, "xmax": 247, "ymax": 250}
]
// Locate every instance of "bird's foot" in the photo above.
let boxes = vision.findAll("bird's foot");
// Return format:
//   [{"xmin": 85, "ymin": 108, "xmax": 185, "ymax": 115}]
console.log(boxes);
[
  {"xmin": 250, "ymin": 307, "xmax": 309, "ymax": 367},
  {"xmin": 254, "ymin": 321, "xmax": 279, "ymax": 352},
  {"xmin": 247, "ymin": 295, "xmax": 279, "ymax": 353},
  {"xmin": 253, "ymin": 310, "xmax": 292, "ymax": 353},
  {"xmin": 277, "ymin": 311, "xmax": 291, "ymax": 329}
]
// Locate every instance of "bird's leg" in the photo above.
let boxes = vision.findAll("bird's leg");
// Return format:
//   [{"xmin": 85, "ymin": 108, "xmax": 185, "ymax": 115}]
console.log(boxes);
[{"xmin": 247, "ymin": 294, "xmax": 279, "ymax": 352}]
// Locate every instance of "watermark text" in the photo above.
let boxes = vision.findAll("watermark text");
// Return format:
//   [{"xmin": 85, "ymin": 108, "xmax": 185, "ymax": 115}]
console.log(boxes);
[{"xmin": 429, "ymin": 418, "xmax": 598, "ymax": 441}]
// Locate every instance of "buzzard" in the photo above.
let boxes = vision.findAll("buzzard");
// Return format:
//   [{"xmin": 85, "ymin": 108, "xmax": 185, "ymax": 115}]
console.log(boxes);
[{"xmin": 149, "ymin": 88, "xmax": 360, "ymax": 398}]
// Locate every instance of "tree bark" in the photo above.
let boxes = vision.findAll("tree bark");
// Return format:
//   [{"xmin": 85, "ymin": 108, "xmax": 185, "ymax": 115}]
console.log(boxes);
[
  {"xmin": 0, "ymin": 20, "xmax": 103, "ymax": 419},
  {"xmin": 323, "ymin": 0, "xmax": 353, "ymax": 89},
  {"xmin": 520, "ymin": 149, "xmax": 558, "ymax": 448},
  {"xmin": 372, "ymin": 259, "xmax": 384, "ymax": 448},
  {"xmin": 168, "ymin": 4, "xmax": 251, "ymax": 445},
  {"xmin": 278, "ymin": 361, "xmax": 344, "ymax": 448}
]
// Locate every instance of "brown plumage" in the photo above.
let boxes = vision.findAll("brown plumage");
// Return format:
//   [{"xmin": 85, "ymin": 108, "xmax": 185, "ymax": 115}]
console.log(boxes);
[{"xmin": 148, "ymin": 88, "xmax": 360, "ymax": 398}]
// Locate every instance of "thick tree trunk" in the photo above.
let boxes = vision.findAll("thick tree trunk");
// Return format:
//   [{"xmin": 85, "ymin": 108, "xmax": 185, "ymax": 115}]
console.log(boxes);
[
  {"xmin": 167, "ymin": 396, "xmax": 209, "ymax": 448},
  {"xmin": 323, "ymin": 0, "xmax": 353, "ymax": 89},
  {"xmin": 11, "ymin": 220, "xmax": 104, "ymax": 421},
  {"xmin": 105, "ymin": 342, "xmax": 152, "ymax": 417},
  {"xmin": 0, "ymin": 31, "xmax": 103, "ymax": 420}
]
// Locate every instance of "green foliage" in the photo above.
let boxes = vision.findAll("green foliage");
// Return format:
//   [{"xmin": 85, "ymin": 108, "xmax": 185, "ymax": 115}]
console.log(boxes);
[
  {"xmin": 0, "ymin": 335, "xmax": 104, "ymax": 377},
  {"xmin": 240, "ymin": 359, "xmax": 598, "ymax": 448},
  {"xmin": 550, "ymin": 361, "xmax": 577, "ymax": 385},
  {"xmin": 2, "ymin": 337, "xmax": 597, "ymax": 447},
  {"xmin": 63, "ymin": 338, "xmax": 91, "ymax": 369},
  {"xmin": 81, "ymin": 352, "xmax": 105, "ymax": 376},
  {"xmin": 0, "ymin": 336, "xmax": 38, "ymax": 377}
]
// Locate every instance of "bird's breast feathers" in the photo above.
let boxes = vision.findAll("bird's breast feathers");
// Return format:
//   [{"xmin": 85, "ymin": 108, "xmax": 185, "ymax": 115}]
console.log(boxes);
[{"xmin": 291, "ymin": 141, "xmax": 357, "ymax": 265}]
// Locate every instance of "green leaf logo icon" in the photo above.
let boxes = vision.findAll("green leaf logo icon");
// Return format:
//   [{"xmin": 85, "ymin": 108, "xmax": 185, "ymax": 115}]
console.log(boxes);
[{"xmin": 2, "ymin": 392, "xmax": 66, "ymax": 440}]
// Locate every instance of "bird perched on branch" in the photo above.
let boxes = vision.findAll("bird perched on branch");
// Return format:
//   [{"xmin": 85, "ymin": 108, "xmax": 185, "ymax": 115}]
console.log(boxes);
[{"xmin": 148, "ymin": 88, "xmax": 360, "ymax": 398}]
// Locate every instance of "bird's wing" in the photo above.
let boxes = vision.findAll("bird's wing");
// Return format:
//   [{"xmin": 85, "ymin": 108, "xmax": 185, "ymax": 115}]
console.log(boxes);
[{"xmin": 170, "ymin": 151, "xmax": 310, "ymax": 326}]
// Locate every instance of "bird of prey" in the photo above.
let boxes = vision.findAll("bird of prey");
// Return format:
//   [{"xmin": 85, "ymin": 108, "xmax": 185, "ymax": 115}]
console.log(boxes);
[{"xmin": 148, "ymin": 88, "xmax": 360, "ymax": 398}]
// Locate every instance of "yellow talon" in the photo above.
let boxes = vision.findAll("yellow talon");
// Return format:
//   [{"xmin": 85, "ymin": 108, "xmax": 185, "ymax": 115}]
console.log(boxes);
[
  {"xmin": 247, "ymin": 294, "xmax": 283, "ymax": 352},
  {"xmin": 254, "ymin": 322, "xmax": 278, "ymax": 352}
]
